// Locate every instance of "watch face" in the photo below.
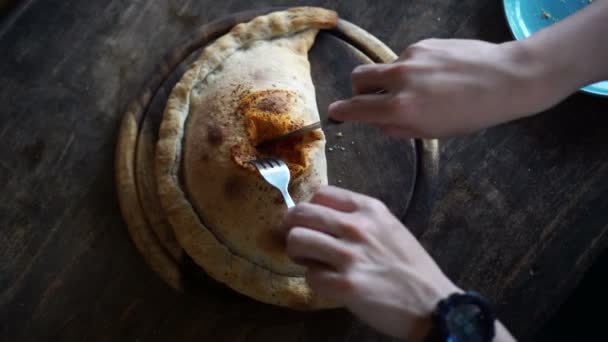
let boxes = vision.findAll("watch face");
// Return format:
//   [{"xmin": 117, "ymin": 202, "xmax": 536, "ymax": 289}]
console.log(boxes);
[{"xmin": 446, "ymin": 303, "xmax": 485, "ymax": 342}]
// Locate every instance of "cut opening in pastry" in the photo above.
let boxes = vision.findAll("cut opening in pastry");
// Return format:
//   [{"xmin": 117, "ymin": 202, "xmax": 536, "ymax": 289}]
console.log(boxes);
[{"xmin": 231, "ymin": 89, "xmax": 322, "ymax": 177}]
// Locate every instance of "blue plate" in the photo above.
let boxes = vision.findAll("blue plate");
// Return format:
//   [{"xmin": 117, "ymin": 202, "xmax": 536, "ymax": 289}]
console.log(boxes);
[{"xmin": 503, "ymin": 0, "xmax": 608, "ymax": 97}]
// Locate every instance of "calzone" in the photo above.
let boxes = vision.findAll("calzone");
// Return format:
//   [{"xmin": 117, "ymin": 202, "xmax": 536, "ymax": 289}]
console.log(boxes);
[{"xmin": 155, "ymin": 7, "xmax": 337, "ymax": 308}]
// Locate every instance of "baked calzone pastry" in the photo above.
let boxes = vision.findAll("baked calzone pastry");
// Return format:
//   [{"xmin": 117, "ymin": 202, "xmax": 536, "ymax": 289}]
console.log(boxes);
[{"xmin": 155, "ymin": 7, "xmax": 338, "ymax": 308}]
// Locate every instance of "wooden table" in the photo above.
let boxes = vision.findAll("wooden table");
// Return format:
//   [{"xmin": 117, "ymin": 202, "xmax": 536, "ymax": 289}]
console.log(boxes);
[{"xmin": 1, "ymin": 1, "xmax": 607, "ymax": 340}]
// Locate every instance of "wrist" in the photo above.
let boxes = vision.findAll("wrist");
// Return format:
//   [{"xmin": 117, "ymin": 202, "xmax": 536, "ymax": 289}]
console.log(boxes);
[
  {"xmin": 520, "ymin": 0, "xmax": 608, "ymax": 88},
  {"xmin": 411, "ymin": 282, "xmax": 463, "ymax": 341},
  {"xmin": 518, "ymin": 37, "xmax": 583, "ymax": 93},
  {"xmin": 498, "ymin": 40, "xmax": 569, "ymax": 117}
]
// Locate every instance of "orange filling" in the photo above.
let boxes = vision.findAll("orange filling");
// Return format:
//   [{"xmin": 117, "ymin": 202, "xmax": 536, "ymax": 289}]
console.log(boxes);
[{"xmin": 231, "ymin": 89, "xmax": 321, "ymax": 177}]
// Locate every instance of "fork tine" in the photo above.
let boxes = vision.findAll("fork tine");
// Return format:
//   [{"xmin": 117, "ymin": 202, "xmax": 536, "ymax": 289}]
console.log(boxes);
[
  {"xmin": 265, "ymin": 158, "xmax": 276, "ymax": 168},
  {"xmin": 257, "ymin": 160, "xmax": 268, "ymax": 170},
  {"xmin": 251, "ymin": 157, "xmax": 287, "ymax": 170},
  {"xmin": 268, "ymin": 158, "xmax": 279, "ymax": 168},
  {"xmin": 253, "ymin": 158, "xmax": 265, "ymax": 169},
  {"xmin": 250, "ymin": 156, "xmax": 295, "ymax": 208}
]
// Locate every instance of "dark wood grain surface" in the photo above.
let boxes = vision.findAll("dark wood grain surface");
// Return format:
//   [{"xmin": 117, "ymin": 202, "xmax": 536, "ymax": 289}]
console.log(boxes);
[{"xmin": 1, "ymin": 1, "xmax": 607, "ymax": 341}]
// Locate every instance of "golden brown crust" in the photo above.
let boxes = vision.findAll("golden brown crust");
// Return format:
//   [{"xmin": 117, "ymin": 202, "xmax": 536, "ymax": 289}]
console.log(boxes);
[
  {"xmin": 116, "ymin": 108, "xmax": 184, "ymax": 291},
  {"xmin": 155, "ymin": 7, "xmax": 338, "ymax": 309}
]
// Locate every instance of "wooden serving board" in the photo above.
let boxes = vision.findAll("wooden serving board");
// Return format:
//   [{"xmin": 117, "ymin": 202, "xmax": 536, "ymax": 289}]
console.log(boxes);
[{"xmin": 116, "ymin": 8, "xmax": 417, "ymax": 302}]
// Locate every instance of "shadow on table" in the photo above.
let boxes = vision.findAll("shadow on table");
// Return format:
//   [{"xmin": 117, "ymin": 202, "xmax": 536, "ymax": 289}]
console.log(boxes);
[
  {"xmin": 0, "ymin": 0, "xmax": 18, "ymax": 16},
  {"xmin": 536, "ymin": 248, "xmax": 608, "ymax": 340}
]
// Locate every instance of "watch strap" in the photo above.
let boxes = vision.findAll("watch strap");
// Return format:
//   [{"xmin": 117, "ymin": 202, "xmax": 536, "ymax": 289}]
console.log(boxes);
[{"xmin": 426, "ymin": 291, "xmax": 496, "ymax": 342}]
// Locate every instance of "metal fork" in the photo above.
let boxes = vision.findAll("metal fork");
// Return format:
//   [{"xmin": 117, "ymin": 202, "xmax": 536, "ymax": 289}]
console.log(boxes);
[{"xmin": 250, "ymin": 157, "xmax": 295, "ymax": 208}]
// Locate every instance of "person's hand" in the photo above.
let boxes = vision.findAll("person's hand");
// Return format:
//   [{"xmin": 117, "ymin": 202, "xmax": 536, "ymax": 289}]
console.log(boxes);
[
  {"xmin": 328, "ymin": 38, "xmax": 575, "ymax": 138},
  {"xmin": 283, "ymin": 186, "xmax": 461, "ymax": 340}
]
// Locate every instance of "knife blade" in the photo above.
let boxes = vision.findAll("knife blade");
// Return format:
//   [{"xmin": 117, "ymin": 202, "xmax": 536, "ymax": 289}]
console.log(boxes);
[{"xmin": 255, "ymin": 121, "xmax": 322, "ymax": 149}]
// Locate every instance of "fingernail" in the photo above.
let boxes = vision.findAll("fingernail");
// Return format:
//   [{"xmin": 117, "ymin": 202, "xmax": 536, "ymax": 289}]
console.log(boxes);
[
  {"xmin": 328, "ymin": 100, "xmax": 345, "ymax": 117},
  {"xmin": 328, "ymin": 102, "xmax": 346, "ymax": 124}
]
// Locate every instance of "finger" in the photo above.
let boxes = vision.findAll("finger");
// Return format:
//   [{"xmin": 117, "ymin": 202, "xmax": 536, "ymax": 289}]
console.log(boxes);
[
  {"xmin": 286, "ymin": 227, "xmax": 353, "ymax": 270},
  {"xmin": 351, "ymin": 63, "xmax": 400, "ymax": 95},
  {"xmin": 305, "ymin": 266, "xmax": 352, "ymax": 301},
  {"xmin": 375, "ymin": 123, "xmax": 418, "ymax": 138},
  {"xmin": 284, "ymin": 202, "xmax": 351, "ymax": 237},
  {"xmin": 399, "ymin": 38, "xmax": 439, "ymax": 60},
  {"xmin": 328, "ymin": 93, "xmax": 399, "ymax": 124},
  {"xmin": 310, "ymin": 185, "xmax": 369, "ymax": 212},
  {"xmin": 294, "ymin": 259, "xmax": 329, "ymax": 269}
]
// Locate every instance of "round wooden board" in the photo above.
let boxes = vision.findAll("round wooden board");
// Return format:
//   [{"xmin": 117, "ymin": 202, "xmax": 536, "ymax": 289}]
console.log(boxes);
[{"xmin": 116, "ymin": 8, "xmax": 417, "ymax": 300}]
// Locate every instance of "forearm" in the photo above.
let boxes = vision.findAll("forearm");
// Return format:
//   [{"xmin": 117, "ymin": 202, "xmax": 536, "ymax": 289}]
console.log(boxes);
[
  {"xmin": 523, "ymin": 0, "xmax": 608, "ymax": 92},
  {"xmin": 485, "ymin": 7, "xmax": 608, "ymax": 340}
]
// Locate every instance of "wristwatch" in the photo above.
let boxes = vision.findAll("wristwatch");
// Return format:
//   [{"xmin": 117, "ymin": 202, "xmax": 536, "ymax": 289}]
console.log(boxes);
[{"xmin": 425, "ymin": 291, "xmax": 496, "ymax": 342}]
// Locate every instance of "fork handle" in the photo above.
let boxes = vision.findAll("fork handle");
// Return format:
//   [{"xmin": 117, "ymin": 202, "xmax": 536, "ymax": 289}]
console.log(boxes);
[{"xmin": 280, "ymin": 188, "xmax": 295, "ymax": 208}]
